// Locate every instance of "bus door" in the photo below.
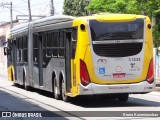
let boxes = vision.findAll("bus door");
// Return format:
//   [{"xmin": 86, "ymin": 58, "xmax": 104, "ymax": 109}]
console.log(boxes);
[
  {"xmin": 38, "ymin": 34, "xmax": 43, "ymax": 86},
  {"xmin": 6, "ymin": 40, "xmax": 17, "ymax": 81},
  {"xmin": 6, "ymin": 40, "xmax": 12, "ymax": 68},
  {"xmin": 33, "ymin": 33, "xmax": 43, "ymax": 87},
  {"xmin": 65, "ymin": 30, "xmax": 72, "ymax": 92},
  {"xmin": 12, "ymin": 40, "xmax": 17, "ymax": 81},
  {"xmin": 65, "ymin": 27, "xmax": 77, "ymax": 93}
]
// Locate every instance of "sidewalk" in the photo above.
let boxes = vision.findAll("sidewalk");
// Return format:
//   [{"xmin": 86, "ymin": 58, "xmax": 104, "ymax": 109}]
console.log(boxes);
[
  {"xmin": 0, "ymin": 68, "xmax": 7, "ymax": 76},
  {"xmin": 0, "ymin": 68, "xmax": 8, "ymax": 80}
]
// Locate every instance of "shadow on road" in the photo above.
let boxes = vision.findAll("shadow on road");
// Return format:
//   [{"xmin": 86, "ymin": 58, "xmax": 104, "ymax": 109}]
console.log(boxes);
[
  {"xmin": 0, "ymin": 89, "xmax": 68, "ymax": 119},
  {"xmin": 71, "ymin": 95, "xmax": 160, "ymax": 108},
  {"xmin": 12, "ymin": 84, "xmax": 160, "ymax": 108}
]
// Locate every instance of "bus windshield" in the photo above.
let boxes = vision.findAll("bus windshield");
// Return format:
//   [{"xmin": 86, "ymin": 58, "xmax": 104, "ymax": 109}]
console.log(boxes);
[{"xmin": 89, "ymin": 19, "xmax": 144, "ymax": 41}]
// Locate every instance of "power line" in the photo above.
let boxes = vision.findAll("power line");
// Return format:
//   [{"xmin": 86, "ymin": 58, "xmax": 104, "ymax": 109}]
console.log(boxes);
[
  {"xmin": 20, "ymin": 0, "xmax": 28, "ymax": 3},
  {"xmin": 0, "ymin": 2, "xmax": 13, "ymax": 28},
  {"xmin": 12, "ymin": 5, "xmax": 27, "ymax": 11},
  {"xmin": 0, "ymin": 3, "xmax": 26, "ymax": 15},
  {"xmin": 10, "ymin": 1, "xmax": 63, "ymax": 8},
  {"xmin": 2, "ymin": 5, "xmax": 26, "ymax": 15},
  {"xmin": 31, "ymin": 1, "xmax": 50, "ymax": 7},
  {"xmin": 30, "ymin": 1, "xmax": 63, "ymax": 7},
  {"xmin": 0, "ymin": 10, "xmax": 8, "ymax": 12},
  {"xmin": 0, "ymin": 1, "xmax": 63, "ymax": 13},
  {"xmin": 15, "ymin": 1, "xmax": 50, "ymax": 7}
]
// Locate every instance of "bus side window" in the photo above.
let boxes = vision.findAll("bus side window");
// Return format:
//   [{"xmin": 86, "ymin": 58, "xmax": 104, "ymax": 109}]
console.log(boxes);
[
  {"xmin": 59, "ymin": 31, "xmax": 65, "ymax": 57},
  {"xmin": 42, "ymin": 32, "xmax": 47, "ymax": 64},
  {"xmin": 46, "ymin": 32, "xmax": 52, "ymax": 57},
  {"xmin": 20, "ymin": 37, "xmax": 23, "ymax": 62},
  {"xmin": 52, "ymin": 31, "xmax": 58, "ymax": 57},
  {"xmin": 18, "ymin": 37, "xmax": 23, "ymax": 63},
  {"xmin": 16, "ymin": 38, "xmax": 20, "ymax": 62},
  {"xmin": 23, "ymin": 36, "xmax": 28, "ymax": 63},
  {"xmin": 71, "ymin": 27, "xmax": 78, "ymax": 59},
  {"xmin": 33, "ymin": 34, "xmax": 38, "ymax": 64}
]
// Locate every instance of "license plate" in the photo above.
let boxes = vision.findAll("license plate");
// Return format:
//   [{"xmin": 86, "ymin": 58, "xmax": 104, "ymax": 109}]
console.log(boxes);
[{"xmin": 113, "ymin": 73, "xmax": 126, "ymax": 78}]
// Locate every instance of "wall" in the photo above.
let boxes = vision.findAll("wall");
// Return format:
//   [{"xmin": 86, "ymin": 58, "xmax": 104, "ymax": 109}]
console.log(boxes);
[{"xmin": 0, "ymin": 25, "xmax": 10, "ymax": 69}]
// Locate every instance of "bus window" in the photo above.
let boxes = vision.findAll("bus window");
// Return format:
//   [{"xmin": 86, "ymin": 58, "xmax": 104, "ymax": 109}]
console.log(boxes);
[
  {"xmin": 52, "ymin": 31, "xmax": 58, "ymax": 57},
  {"xmin": 71, "ymin": 27, "xmax": 77, "ymax": 59},
  {"xmin": 16, "ymin": 38, "xmax": 20, "ymax": 62},
  {"xmin": 23, "ymin": 36, "xmax": 28, "ymax": 62},
  {"xmin": 59, "ymin": 31, "xmax": 64, "ymax": 57},
  {"xmin": 33, "ymin": 34, "xmax": 38, "ymax": 64},
  {"xmin": 46, "ymin": 32, "xmax": 52, "ymax": 57},
  {"xmin": 90, "ymin": 19, "xmax": 144, "ymax": 41}
]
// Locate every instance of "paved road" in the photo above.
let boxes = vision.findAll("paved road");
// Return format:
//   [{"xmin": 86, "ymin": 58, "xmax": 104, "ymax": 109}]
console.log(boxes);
[
  {"xmin": 0, "ymin": 70, "xmax": 71, "ymax": 120},
  {"xmin": 0, "ymin": 69, "xmax": 160, "ymax": 120}
]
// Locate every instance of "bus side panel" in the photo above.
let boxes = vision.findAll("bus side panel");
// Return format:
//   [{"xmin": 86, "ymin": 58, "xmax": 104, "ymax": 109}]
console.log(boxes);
[
  {"xmin": 140, "ymin": 17, "xmax": 153, "ymax": 83},
  {"xmin": 16, "ymin": 65, "xmax": 24, "ymax": 85},
  {"xmin": 71, "ymin": 19, "xmax": 91, "ymax": 96}
]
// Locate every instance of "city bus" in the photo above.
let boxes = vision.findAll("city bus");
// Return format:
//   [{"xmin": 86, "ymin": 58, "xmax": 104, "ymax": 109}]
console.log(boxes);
[{"xmin": 4, "ymin": 14, "xmax": 155, "ymax": 102}]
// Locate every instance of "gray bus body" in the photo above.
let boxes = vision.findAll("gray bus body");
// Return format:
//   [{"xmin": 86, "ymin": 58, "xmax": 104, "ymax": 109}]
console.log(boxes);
[{"xmin": 11, "ymin": 15, "xmax": 75, "ymax": 94}]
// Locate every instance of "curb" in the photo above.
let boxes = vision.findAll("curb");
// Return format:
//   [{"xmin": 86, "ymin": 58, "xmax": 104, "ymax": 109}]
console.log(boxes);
[
  {"xmin": 155, "ymin": 83, "xmax": 160, "ymax": 91},
  {"xmin": 155, "ymin": 87, "xmax": 160, "ymax": 92}
]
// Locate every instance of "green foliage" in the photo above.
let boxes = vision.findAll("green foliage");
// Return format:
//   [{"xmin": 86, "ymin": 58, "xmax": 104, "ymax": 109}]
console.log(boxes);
[
  {"xmin": 87, "ymin": 0, "xmax": 160, "ymax": 47},
  {"xmin": 63, "ymin": 0, "xmax": 89, "ymax": 16},
  {"xmin": 153, "ymin": 25, "xmax": 160, "ymax": 47},
  {"xmin": 87, "ymin": 0, "xmax": 160, "ymax": 17}
]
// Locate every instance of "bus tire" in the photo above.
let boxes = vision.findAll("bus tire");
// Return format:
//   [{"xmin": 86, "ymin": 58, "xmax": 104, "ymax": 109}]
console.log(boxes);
[
  {"xmin": 61, "ymin": 79, "xmax": 71, "ymax": 102},
  {"xmin": 54, "ymin": 78, "xmax": 60, "ymax": 100},
  {"xmin": 24, "ymin": 80, "xmax": 30, "ymax": 91},
  {"xmin": 23, "ymin": 72, "xmax": 30, "ymax": 91},
  {"xmin": 117, "ymin": 94, "xmax": 129, "ymax": 102}
]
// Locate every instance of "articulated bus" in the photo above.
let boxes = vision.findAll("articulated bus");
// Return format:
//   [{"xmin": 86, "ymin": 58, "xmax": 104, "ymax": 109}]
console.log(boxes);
[{"xmin": 4, "ymin": 14, "xmax": 155, "ymax": 102}]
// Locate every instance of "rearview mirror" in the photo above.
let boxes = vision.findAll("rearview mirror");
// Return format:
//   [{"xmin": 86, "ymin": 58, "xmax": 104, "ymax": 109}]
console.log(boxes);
[{"xmin": 4, "ymin": 47, "xmax": 10, "ymax": 56}]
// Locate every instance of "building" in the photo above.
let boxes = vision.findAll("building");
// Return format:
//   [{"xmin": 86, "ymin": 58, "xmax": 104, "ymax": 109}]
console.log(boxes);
[{"xmin": 0, "ymin": 20, "xmax": 18, "ymax": 69}]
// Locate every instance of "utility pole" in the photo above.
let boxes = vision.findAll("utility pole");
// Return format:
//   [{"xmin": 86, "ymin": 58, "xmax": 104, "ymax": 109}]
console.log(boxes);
[
  {"xmin": 50, "ymin": 0, "xmax": 54, "ymax": 16},
  {"xmin": 10, "ymin": 2, "xmax": 13, "ymax": 28},
  {"xmin": 28, "ymin": 0, "xmax": 32, "ymax": 21},
  {"xmin": 0, "ymin": 2, "xmax": 13, "ymax": 28}
]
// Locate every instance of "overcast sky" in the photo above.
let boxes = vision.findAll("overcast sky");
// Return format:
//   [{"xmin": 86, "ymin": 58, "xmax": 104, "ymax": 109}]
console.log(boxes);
[{"xmin": 0, "ymin": 0, "xmax": 64, "ymax": 22}]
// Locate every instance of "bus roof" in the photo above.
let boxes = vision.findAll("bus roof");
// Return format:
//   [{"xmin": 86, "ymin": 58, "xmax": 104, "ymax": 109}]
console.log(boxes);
[
  {"xmin": 11, "ymin": 14, "xmax": 146, "ymax": 35},
  {"xmin": 76, "ymin": 13, "xmax": 146, "ymax": 22},
  {"xmin": 11, "ymin": 22, "xmax": 29, "ymax": 36},
  {"xmin": 32, "ymin": 15, "xmax": 75, "ymax": 27},
  {"xmin": 11, "ymin": 15, "xmax": 75, "ymax": 36}
]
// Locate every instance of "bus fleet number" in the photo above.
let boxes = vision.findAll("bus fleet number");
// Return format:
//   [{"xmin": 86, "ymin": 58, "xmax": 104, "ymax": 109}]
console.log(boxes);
[{"xmin": 129, "ymin": 58, "xmax": 140, "ymax": 61}]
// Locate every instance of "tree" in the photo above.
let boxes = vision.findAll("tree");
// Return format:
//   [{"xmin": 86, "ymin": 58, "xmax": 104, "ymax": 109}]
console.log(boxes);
[
  {"xmin": 87, "ymin": 0, "xmax": 160, "ymax": 47},
  {"xmin": 63, "ymin": 0, "xmax": 89, "ymax": 16}
]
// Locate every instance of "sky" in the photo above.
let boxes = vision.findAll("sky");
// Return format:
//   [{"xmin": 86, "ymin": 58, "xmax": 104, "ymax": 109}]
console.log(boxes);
[{"xmin": 0, "ymin": 0, "xmax": 64, "ymax": 22}]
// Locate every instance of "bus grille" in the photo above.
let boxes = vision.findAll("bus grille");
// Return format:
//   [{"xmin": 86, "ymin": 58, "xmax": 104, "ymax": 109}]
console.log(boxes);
[{"xmin": 93, "ymin": 43, "xmax": 143, "ymax": 57}]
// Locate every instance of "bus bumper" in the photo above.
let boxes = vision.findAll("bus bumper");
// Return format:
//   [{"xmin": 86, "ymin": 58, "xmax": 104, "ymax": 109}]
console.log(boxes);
[{"xmin": 79, "ymin": 81, "xmax": 155, "ymax": 95}]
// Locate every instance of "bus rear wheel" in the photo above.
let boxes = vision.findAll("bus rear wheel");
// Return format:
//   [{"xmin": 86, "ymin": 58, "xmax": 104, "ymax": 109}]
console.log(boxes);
[
  {"xmin": 117, "ymin": 94, "xmax": 129, "ymax": 102},
  {"xmin": 54, "ymin": 78, "xmax": 61, "ymax": 100},
  {"xmin": 61, "ymin": 79, "xmax": 71, "ymax": 102},
  {"xmin": 23, "ymin": 75, "xmax": 30, "ymax": 91}
]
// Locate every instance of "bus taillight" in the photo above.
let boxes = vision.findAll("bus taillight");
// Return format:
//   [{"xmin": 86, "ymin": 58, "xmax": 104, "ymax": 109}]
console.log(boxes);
[
  {"xmin": 146, "ymin": 58, "xmax": 154, "ymax": 84},
  {"xmin": 80, "ymin": 59, "xmax": 91, "ymax": 86}
]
